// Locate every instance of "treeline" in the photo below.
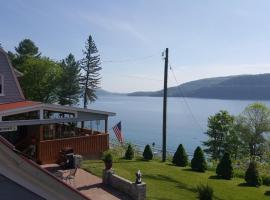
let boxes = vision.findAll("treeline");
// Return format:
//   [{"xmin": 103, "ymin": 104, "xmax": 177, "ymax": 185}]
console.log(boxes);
[
  {"xmin": 204, "ymin": 102, "xmax": 270, "ymax": 161},
  {"xmin": 7, "ymin": 35, "xmax": 101, "ymax": 107}
]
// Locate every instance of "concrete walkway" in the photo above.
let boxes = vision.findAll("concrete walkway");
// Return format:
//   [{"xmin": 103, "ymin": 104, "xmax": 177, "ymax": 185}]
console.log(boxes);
[{"xmin": 42, "ymin": 164, "xmax": 131, "ymax": 200}]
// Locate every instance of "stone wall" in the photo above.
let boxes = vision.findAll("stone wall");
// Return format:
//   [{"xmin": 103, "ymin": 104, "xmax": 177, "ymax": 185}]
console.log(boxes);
[{"xmin": 102, "ymin": 169, "xmax": 146, "ymax": 200}]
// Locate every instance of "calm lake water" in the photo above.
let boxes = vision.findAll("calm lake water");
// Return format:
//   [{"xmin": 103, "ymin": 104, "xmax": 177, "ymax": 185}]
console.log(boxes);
[{"xmin": 88, "ymin": 95, "xmax": 270, "ymax": 155}]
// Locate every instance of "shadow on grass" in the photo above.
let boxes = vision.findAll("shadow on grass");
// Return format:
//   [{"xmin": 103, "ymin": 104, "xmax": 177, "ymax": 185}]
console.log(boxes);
[
  {"xmin": 143, "ymin": 174, "xmax": 197, "ymax": 193},
  {"xmin": 143, "ymin": 174, "xmax": 224, "ymax": 200},
  {"xmin": 238, "ymin": 183, "xmax": 253, "ymax": 187},
  {"xmin": 208, "ymin": 175, "xmax": 220, "ymax": 180},
  {"xmin": 264, "ymin": 191, "xmax": 270, "ymax": 196}
]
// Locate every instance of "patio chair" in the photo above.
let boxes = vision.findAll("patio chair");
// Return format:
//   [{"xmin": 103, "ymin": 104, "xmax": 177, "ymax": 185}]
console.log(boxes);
[{"xmin": 62, "ymin": 168, "xmax": 77, "ymax": 186}]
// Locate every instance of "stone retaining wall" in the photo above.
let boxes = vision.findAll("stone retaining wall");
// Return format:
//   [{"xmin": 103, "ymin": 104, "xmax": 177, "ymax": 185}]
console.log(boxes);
[{"xmin": 102, "ymin": 169, "xmax": 146, "ymax": 200}]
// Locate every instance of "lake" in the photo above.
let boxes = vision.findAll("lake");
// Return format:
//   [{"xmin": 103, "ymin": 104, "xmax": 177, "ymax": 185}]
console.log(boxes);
[{"xmin": 88, "ymin": 95, "xmax": 270, "ymax": 155}]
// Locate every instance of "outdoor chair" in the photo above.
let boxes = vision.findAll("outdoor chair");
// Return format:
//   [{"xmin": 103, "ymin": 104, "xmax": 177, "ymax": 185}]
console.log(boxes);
[{"xmin": 62, "ymin": 168, "xmax": 77, "ymax": 186}]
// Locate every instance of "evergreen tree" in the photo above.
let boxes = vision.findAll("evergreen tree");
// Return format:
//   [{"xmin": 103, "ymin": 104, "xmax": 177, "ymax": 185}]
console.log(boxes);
[
  {"xmin": 172, "ymin": 144, "xmax": 188, "ymax": 167},
  {"xmin": 143, "ymin": 144, "xmax": 153, "ymax": 160},
  {"xmin": 125, "ymin": 144, "xmax": 134, "ymax": 160},
  {"xmin": 216, "ymin": 152, "xmax": 233, "ymax": 179},
  {"xmin": 191, "ymin": 146, "xmax": 207, "ymax": 172},
  {"xmin": 245, "ymin": 161, "xmax": 262, "ymax": 186},
  {"xmin": 10, "ymin": 39, "xmax": 41, "ymax": 69},
  {"xmin": 58, "ymin": 54, "xmax": 81, "ymax": 106},
  {"xmin": 203, "ymin": 110, "xmax": 235, "ymax": 160},
  {"xmin": 80, "ymin": 35, "xmax": 102, "ymax": 108}
]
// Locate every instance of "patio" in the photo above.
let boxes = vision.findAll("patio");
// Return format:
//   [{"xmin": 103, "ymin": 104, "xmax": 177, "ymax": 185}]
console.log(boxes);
[{"xmin": 42, "ymin": 164, "xmax": 131, "ymax": 200}]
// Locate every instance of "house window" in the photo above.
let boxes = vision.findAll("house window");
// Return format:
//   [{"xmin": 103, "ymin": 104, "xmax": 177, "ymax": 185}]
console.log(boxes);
[{"xmin": 0, "ymin": 75, "xmax": 3, "ymax": 95}]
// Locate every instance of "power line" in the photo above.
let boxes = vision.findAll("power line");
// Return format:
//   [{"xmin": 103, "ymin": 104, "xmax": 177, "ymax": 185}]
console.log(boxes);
[
  {"xmin": 169, "ymin": 63, "xmax": 206, "ymax": 133},
  {"xmin": 101, "ymin": 51, "xmax": 161, "ymax": 63}
]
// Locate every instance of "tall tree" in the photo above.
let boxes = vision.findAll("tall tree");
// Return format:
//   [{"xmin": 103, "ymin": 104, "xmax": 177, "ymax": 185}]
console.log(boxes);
[
  {"xmin": 20, "ymin": 57, "xmax": 61, "ymax": 103},
  {"xmin": 203, "ymin": 110, "xmax": 235, "ymax": 160},
  {"xmin": 9, "ymin": 39, "xmax": 41, "ymax": 69},
  {"xmin": 58, "ymin": 54, "xmax": 81, "ymax": 106},
  {"xmin": 80, "ymin": 35, "xmax": 102, "ymax": 108},
  {"xmin": 236, "ymin": 103, "xmax": 270, "ymax": 159}
]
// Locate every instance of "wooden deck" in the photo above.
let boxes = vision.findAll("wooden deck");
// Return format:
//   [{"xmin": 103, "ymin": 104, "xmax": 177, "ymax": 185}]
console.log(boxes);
[{"xmin": 38, "ymin": 134, "xmax": 109, "ymax": 164}]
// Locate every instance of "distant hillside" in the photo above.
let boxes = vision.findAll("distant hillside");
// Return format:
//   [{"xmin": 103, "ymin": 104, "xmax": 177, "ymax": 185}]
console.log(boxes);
[
  {"xmin": 96, "ymin": 89, "xmax": 125, "ymax": 96},
  {"xmin": 128, "ymin": 74, "xmax": 270, "ymax": 100}
]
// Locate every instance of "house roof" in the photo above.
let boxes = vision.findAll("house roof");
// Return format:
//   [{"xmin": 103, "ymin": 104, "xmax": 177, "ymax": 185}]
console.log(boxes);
[
  {"xmin": 0, "ymin": 100, "xmax": 116, "ymax": 127},
  {"xmin": 0, "ymin": 136, "xmax": 90, "ymax": 200},
  {"xmin": 0, "ymin": 100, "xmax": 41, "ymax": 111}
]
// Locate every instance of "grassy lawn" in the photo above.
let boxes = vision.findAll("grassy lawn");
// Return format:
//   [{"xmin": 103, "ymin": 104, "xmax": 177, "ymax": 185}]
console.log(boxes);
[{"xmin": 82, "ymin": 159, "xmax": 270, "ymax": 200}]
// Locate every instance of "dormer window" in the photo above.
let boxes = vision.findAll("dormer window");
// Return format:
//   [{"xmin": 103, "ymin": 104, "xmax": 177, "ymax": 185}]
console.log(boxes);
[{"xmin": 0, "ymin": 74, "xmax": 4, "ymax": 95}]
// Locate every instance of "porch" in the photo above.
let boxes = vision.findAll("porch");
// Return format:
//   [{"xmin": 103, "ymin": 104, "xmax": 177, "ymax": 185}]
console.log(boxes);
[
  {"xmin": 38, "ymin": 131, "xmax": 109, "ymax": 164},
  {"xmin": 0, "ymin": 101, "xmax": 115, "ymax": 165}
]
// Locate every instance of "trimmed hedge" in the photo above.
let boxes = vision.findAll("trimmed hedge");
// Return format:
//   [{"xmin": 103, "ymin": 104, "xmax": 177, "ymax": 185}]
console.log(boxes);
[
  {"xmin": 172, "ymin": 144, "xmax": 188, "ymax": 167},
  {"xmin": 143, "ymin": 144, "xmax": 153, "ymax": 160},
  {"xmin": 191, "ymin": 146, "xmax": 207, "ymax": 172},
  {"xmin": 216, "ymin": 152, "xmax": 233, "ymax": 180},
  {"xmin": 245, "ymin": 161, "xmax": 262, "ymax": 186}
]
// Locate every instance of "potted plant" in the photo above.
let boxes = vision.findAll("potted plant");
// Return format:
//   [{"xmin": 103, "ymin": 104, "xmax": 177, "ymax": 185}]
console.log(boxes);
[{"xmin": 102, "ymin": 151, "xmax": 113, "ymax": 170}]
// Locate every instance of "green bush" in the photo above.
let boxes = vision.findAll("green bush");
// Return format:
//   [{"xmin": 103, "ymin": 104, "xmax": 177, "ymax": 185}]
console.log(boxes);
[
  {"xmin": 124, "ymin": 144, "xmax": 134, "ymax": 160},
  {"xmin": 262, "ymin": 175, "xmax": 270, "ymax": 186},
  {"xmin": 143, "ymin": 144, "xmax": 153, "ymax": 160},
  {"xmin": 196, "ymin": 184, "xmax": 213, "ymax": 200},
  {"xmin": 172, "ymin": 144, "xmax": 188, "ymax": 167},
  {"xmin": 102, "ymin": 150, "xmax": 113, "ymax": 163},
  {"xmin": 245, "ymin": 161, "xmax": 262, "ymax": 186},
  {"xmin": 191, "ymin": 146, "xmax": 207, "ymax": 172},
  {"xmin": 216, "ymin": 152, "xmax": 233, "ymax": 179}
]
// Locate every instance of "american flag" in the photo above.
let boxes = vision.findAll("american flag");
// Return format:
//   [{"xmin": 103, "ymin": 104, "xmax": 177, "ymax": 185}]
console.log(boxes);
[{"xmin": 113, "ymin": 121, "xmax": 124, "ymax": 144}]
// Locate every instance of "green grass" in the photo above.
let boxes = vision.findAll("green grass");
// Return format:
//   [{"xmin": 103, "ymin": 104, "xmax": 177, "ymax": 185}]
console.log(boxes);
[{"xmin": 82, "ymin": 159, "xmax": 270, "ymax": 200}]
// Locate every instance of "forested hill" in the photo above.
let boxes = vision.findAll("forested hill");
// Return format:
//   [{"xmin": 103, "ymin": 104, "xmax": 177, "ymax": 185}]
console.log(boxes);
[{"xmin": 128, "ymin": 73, "xmax": 270, "ymax": 100}]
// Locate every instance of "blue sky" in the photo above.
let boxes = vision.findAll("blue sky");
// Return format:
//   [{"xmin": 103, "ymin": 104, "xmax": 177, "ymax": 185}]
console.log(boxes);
[{"xmin": 1, "ymin": 0, "xmax": 270, "ymax": 92}]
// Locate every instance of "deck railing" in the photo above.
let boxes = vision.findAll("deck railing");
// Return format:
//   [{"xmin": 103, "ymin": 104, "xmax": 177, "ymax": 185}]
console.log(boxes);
[{"xmin": 37, "ymin": 133, "xmax": 109, "ymax": 164}]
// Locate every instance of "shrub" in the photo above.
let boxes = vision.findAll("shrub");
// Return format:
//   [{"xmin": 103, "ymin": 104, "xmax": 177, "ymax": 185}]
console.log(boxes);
[
  {"xmin": 245, "ymin": 161, "xmax": 262, "ymax": 186},
  {"xmin": 172, "ymin": 144, "xmax": 188, "ymax": 167},
  {"xmin": 196, "ymin": 184, "xmax": 213, "ymax": 200},
  {"xmin": 124, "ymin": 144, "xmax": 134, "ymax": 160},
  {"xmin": 191, "ymin": 146, "xmax": 207, "ymax": 172},
  {"xmin": 262, "ymin": 175, "xmax": 270, "ymax": 186},
  {"xmin": 216, "ymin": 152, "xmax": 233, "ymax": 179},
  {"xmin": 102, "ymin": 150, "xmax": 113, "ymax": 163},
  {"xmin": 143, "ymin": 144, "xmax": 153, "ymax": 160}
]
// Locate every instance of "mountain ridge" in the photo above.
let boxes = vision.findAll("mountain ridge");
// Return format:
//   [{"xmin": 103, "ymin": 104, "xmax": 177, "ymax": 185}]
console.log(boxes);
[{"xmin": 127, "ymin": 73, "xmax": 270, "ymax": 100}]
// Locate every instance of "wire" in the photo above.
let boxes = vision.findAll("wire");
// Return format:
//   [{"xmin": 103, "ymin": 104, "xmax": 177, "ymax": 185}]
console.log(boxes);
[
  {"xmin": 101, "ymin": 51, "xmax": 161, "ymax": 63},
  {"xmin": 169, "ymin": 63, "xmax": 206, "ymax": 133}
]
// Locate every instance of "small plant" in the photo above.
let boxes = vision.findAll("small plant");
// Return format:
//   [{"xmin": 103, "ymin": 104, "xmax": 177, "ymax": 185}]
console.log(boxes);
[
  {"xmin": 191, "ymin": 146, "xmax": 207, "ymax": 172},
  {"xmin": 262, "ymin": 175, "xmax": 270, "ymax": 186},
  {"xmin": 196, "ymin": 184, "xmax": 213, "ymax": 200},
  {"xmin": 102, "ymin": 150, "xmax": 113, "ymax": 170},
  {"xmin": 245, "ymin": 161, "xmax": 262, "ymax": 186},
  {"xmin": 143, "ymin": 144, "xmax": 153, "ymax": 160},
  {"xmin": 172, "ymin": 144, "xmax": 188, "ymax": 167},
  {"xmin": 125, "ymin": 144, "xmax": 134, "ymax": 160},
  {"xmin": 216, "ymin": 152, "xmax": 233, "ymax": 179}
]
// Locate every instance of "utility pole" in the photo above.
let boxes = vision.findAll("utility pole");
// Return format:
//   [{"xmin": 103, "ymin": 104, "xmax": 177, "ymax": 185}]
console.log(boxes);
[{"xmin": 162, "ymin": 48, "xmax": 169, "ymax": 162}]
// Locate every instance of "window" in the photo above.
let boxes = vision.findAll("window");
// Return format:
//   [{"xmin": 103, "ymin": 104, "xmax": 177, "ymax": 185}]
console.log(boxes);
[{"xmin": 0, "ymin": 74, "xmax": 3, "ymax": 95}]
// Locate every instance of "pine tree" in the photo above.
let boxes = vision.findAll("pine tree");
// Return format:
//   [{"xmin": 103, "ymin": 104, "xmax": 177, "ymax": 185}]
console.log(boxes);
[
  {"xmin": 58, "ymin": 54, "xmax": 81, "ymax": 106},
  {"xmin": 80, "ymin": 35, "xmax": 102, "ymax": 109},
  {"xmin": 245, "ymin": 161, "xmax": 262, "ymax": 186},
  {"xmin": 191, "ymin": 146, "xmax": 207, "ymax": 172},
  {"xmin": 172, "ymin": 144, "xmax": 188, "ymax": 167},
  {"xmin": 143, "ymin": 144, "xmax": 153, "ymax": 160},
  {"xmin": 216, "ymin": 152, "xmax": 233, "ymax": 179},
  {"xmin": 125, "ymin": 144, "xmax": 134, "ymax": 160}
]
